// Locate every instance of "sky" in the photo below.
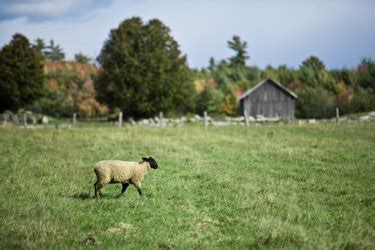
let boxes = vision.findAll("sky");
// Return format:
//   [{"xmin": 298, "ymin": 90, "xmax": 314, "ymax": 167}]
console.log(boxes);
[{"xmin": 0, "ymin": 0, "xmax": 374, "ymax": 69}]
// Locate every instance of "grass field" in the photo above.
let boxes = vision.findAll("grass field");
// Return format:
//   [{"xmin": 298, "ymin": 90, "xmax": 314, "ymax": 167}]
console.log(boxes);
[{"xmin": 0, "ymin": 123, "xmax": 374, "ymax": 249}]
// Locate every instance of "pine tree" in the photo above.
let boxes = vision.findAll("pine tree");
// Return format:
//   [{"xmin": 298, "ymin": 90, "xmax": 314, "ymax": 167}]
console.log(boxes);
[
  {"xmin": 33, "ymin": 38, "xmax": 46, "ymax": 57},
  {"xmin": 208, "ymin": 57, "xmax": 216, "ymax": 72},
  {"xmin": 45, "ymin": 40, "xmax": 65, "ymax": 61},
  {"xmin": 228, "ymin": 35, "xmax": 249, "ymax": 67}
]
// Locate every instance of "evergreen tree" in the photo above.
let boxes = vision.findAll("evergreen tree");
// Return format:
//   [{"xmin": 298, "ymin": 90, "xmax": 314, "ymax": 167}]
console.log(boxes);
[
  {"xmin": 208, "ymin": 57, "xmax": 216, "ymax": 72},
  {"xmin": 0, "ymin": 33, "xmax": 44, "ymax": 112},
  {"xmin": 228, "ymin": 35, "xmax": 249, "ymax": 67},
  {"xmin": 276, "ymin": 65, "xmax": 297, "ymax": 86},
  {"xmin": 33, "ymin": 38, "xmax": 46, "ymax": 57},
  {"xmin": 248, "ymin": 66, "xmax": 262, "ymax": 86},
  {"xmin": 95, "ymin": 17, "xmax": 195, "ymax": 118},
  {"xmin": 74, "ymin": 52, "xmax": 91, "ymax": 64},
  {"xmin": 299, "ymin": 55, "xmax": 338, "ymax": 92},
  {"xmin": 301, "ymin": 55, "xmax": 326, "ymax": 72},
  {"xmin": 45, "ymin": 40, "xmax": 65, "ymax": 61}
]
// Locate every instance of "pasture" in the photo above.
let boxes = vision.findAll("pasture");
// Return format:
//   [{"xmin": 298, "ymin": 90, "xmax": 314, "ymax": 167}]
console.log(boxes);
[{"xmin": 0, "ymin": 123, "xmax": 374, "ymax": 248}]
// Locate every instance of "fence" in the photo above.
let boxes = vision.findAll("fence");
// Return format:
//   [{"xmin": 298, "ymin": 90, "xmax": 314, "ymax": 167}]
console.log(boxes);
[{"xmin": 3, "ymin": 107, "xmax": 369, "ymax": 129}]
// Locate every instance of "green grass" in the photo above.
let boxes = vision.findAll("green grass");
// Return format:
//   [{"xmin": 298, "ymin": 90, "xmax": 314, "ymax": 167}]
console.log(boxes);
[{"xmin": 0, "ymin": 123, "xmax": 374, "ymax": 249}]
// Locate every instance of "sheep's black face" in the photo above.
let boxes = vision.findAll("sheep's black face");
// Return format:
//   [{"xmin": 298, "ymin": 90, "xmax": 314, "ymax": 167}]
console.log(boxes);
[
  {"xmin": 143, "ymin": 156, "xmax": 158, "ymax": 169},
  {"xmin": 148, "ymin": 157, "xmax": 158, "ymax": 169}
]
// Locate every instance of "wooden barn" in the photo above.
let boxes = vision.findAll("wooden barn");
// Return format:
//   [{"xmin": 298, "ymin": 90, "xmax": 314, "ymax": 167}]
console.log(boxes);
[{"xmin": 238, "ymin": 78, "xmax": 298, "ymax": 121}]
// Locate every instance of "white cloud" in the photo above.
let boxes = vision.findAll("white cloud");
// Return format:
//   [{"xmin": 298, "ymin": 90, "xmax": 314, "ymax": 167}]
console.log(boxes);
[{"xmin": 0, "ymin": 0, "xmax": 93, "ymax": 20}]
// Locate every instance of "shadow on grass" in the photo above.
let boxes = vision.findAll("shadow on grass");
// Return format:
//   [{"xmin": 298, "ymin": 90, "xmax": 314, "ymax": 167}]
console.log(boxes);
[
  {"xmin": 70, "ymin": 192, "xmax": 132, "ymax": 200},
  {"xmin": 71, "ymin": 192, "xmax": 93, "ymax": 200}
]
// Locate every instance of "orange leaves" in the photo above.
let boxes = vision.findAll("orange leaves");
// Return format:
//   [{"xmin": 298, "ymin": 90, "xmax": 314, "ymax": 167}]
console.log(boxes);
[{"xmin": 43, "ymin": 60, "xmax": 108, "ymax": 117}]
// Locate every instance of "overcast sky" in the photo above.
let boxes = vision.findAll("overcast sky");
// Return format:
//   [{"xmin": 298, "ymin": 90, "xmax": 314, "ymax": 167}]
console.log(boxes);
[{"xmin": 0, "ymin": 0, "xmax": 374, "ymax": 69}]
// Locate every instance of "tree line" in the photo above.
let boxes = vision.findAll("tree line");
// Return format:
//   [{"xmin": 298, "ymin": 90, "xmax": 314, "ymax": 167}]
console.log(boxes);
[
  {"xmin": 195, "ymin": 50, "xmax": 375, "ymax": 118},
  {"xmin": 0, "ymin": 17, "xmax": 374, "ymax": 119}
]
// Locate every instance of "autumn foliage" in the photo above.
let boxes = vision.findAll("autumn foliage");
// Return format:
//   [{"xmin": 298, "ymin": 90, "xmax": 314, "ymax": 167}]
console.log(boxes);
[{"xmin": 31, "ymin": 60, "xmax": 108, "ymax": 117}]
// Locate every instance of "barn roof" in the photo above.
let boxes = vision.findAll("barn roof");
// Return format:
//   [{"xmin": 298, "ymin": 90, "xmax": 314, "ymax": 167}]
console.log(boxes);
[{"xmin": 238, "ymin": 78, "xmax": 298, "ymax": 100}]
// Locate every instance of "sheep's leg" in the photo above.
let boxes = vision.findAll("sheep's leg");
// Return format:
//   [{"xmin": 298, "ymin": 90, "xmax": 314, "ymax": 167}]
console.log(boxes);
[
  {"xmin": 132, "ymin": 180, "xmax": 143, "ymax": 196},
  {"xmin": 94, "ymin": 181, "xmax": 105, "ymax": 198},
  {"xmin": 94, "ymin": 181, "xmax": 99, "ymax": 198},
  {"xmin": 121, "ymin": 183, "xmax": 129, "ymax": 194},
  {"xmin": 137, "ymin": 188, "xmax": 143, "ymax": 196}
]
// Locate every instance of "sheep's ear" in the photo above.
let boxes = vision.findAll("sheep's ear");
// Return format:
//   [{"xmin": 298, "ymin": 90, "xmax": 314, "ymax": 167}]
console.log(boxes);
[
  {"xmin": 142, "ymin": 157, "xmax": 148, "ymax": 162},
  {"xmin": 148, "ymin": 156, "xmax": 154, "ymax": 161}
]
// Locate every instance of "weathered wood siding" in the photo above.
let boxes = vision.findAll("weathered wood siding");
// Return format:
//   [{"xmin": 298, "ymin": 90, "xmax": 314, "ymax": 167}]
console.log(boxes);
[{"xmin": 239, "ymin": 80, "xmax": 296, "ymax": 121}]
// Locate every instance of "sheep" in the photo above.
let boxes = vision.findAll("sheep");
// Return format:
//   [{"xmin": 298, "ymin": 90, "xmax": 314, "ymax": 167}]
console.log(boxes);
[{"xmin": 93, "ymin": 156, "xmax": 158, "ymax": 198}]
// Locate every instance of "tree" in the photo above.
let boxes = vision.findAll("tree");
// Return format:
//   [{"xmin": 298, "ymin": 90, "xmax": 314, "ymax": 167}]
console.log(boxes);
[
  {"xmin": 33, "ymin": 38, "xmax": 46, "ymax": 57},
  {"xmin": 196, "ymin": 85, "xmax": 224, "ymax": 115},
  {"xmin": 357, "ymin": 58, "xmax": 375, "ymax": 89},
  {"xmin": 45, "ymin": 40, "xmax": 65, "ymax": 61},
  {"xmin": 299, "ymin": 55, "xmax": 339, "ymax": 93},
  {"xmin": 228, "ymin": 35, "xmax": 249, "ymax": 67},
  {"xmin": 276, "ymin": 65, "xmax": 297, "ymax": 86},
  {"xmin": 330, "ymin": 68, "xmax": 359, "ymax": 87},
  {"xmin": 0, "ymin": 33, "xmax": 44, "ymax": 112},
  {"xmin": 248, "ymin": 66, "xmax": 262, "ymax": 86},
  {"xmin": 95, "ymin": 17, "xmax": 195, "ymax": 118},
  {"xmin": 262, "ymin": 65, "xmax": 278, "ymax": 81},
  {"xmin": 208, "ymin": 57, "xmax": 216, "ymax": 72},
  {"xmin": 30, "ymin": 60, "xmax": 107, "ymax": 118},
  {"xmin": 220, "ymin": 92, "xmax": 237, "ymax": 116},
  {"xmin": 74, "ymin": 52, "xmax": 91, "ymax": 64},
  {"xmin": 347, "ymin": 87, "xmax": 375, "ymax": 113},
  {"xmin": 295, "ymin": 86, "xmax": 335, "ymax": 118},
  {"xmin": 301, "ymin": 55, "xmax": 326, "ymax": 72}
]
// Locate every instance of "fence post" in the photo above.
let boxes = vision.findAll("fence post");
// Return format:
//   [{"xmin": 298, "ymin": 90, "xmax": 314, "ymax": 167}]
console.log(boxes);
[
  {"xmin": 159, "ymin": 112, "xmax": 163, "ymax": 127},
  {"xmin": 336, "ymin": 107, "xmax": 339, "ymax": 125},
  {"xmin": 23, "ymin": 113, "xmax": 27, "ymax": 129},
  {"xmin": 118, "ymin": 112, "xmax": 123, "ymax": 128},
  {"xmin": 72, "ymin": 113, "xmax": 76, "ymax": 128},
  {"xmin": 204, "ymin": 111, "xmax": 208, "ymax": 128},
  {"xmin": 244, "ymin": 110, "xmax": 249, "ymax": 127}
]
